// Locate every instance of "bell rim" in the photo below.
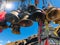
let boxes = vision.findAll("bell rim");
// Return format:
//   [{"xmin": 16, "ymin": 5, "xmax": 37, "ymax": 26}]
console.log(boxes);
[
  {"xmin": 46, "ymin": 7, "xmax": 57, "ymax": 21},
  {"xmin": 18, "ymin": 19, "xmax": 33, "ymax": 27}
]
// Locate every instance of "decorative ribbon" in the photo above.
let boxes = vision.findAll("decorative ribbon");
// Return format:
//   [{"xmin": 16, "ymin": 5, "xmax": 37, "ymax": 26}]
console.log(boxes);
[
  {"xmin": 38, "ymin": 20, "xmax": 43, "ymax": 45},
  {"xmin": 44, "ymin": 38, "xmax": 49, "ymax": 45},
  {"xmin": 0, "ymin": 29, "xmax": 2, "ymax": 33}
]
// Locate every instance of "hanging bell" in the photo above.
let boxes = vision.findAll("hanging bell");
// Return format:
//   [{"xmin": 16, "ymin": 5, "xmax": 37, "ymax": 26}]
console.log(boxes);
[
  {"xmin": 27, "ymin": 5, "xmax": 36, "ymax": 13},
  {"xmin": 18, "ymin": 12, "xmax": 33, "ymax": 27},
  {"xmin": 11, "ymin": 23, "xmax": 20, "ymax": 34},
  {"xmin": 53, "ymin": 8, "xmax": 60, "ymax": 24},
  {"xmin": 29, "ymin": 9, "xmax": 46, "ymax": 22},
  {"xmin": 46, "ymin": 7, "xmax": 60, "ymax": 22},
  {"xmin": 53, "ymin": 19, "xmax": 60, "ymax": 24},
  {"xmin": 0, "ymin": 21, "xmax": 8, "ymax": 30},
  {"xmin": 27, "ymin": 5, "xmax": 46, "ymax": 22},
  {"xmin": 5, "ymin": 10, "xmax": 20, "ymax": 23},
  {"xmin": 18, "ymin": 19, "xmax": 33, "ymax": 27}
]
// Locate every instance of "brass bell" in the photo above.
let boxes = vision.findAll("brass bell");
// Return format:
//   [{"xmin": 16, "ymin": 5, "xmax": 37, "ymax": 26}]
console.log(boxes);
[
  {"xmin": 11, "ymin": 23, "xmax": 20, "ymax": 34},
  {"xmin": 0, "ymin": 21, "xmax": 8, "ymax": 29},
  {"xmin": 5, "ymin": 10, "xmax": 19, "ymax": 23},
  {"xmin": 18, "ymin": 12, "xmax": 33, "ymax": 27},
  {"xmin": 27, "ymin": 5, "xmax": 46, "ymax": 22},
  {"xmin": 18, "ymin": 19, "xmax": 33, "ymax": 27},
  {"xmin": 53, "ymin": 19, "xmax": 60, "ymax": 24},
  {"xmin": 29, "ymin": 9, "xmax": 46, "ymax": 22},
  {"xmin": 28, "ymin": 5, "xmax": 36, "ymax": 13},
  {"xmin": 12, "ymin": 28, "xmax": 20, "ymax": 34},
  {"xmin": 46, "ymin": 7, "xmax": 60, "ymax": 22},
  {"xmin": 53, "ymin": 8, "xmax": 60, "ymax": 24}
]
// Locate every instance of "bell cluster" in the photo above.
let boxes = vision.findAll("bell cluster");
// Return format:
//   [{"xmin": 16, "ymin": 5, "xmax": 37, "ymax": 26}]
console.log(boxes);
[
  {"xmin": 6, "ymin": 34, "xmax": 60, "ymax": 45},
  {"xmin": 0, "ymin": 3, "xmax": 60, "ymax": 35}
]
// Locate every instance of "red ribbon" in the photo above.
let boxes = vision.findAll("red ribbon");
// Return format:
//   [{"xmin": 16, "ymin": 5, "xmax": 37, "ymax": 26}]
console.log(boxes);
[
  {"xmin": 44, "ymin": 39, "xmax": 50, "ymax": 45},
  {"xmin": 38, "ymin": 20, "xmax": 43, "ymax": 44},
  {"xmin": 0, "ymin": 29, "xmax": 2, "ymax": 33}
]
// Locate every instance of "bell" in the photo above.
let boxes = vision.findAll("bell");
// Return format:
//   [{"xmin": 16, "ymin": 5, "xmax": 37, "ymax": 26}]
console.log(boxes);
[
  {"xmin": 0, "ymin": 21, "xmax": 8, "ymax": 29},
  {"xmin": 46, "ymin": 7, "xmax": 60, "ymax": 22},
  {"xmin": 18, "ymin": 12, "xmax": 33, "ymax": 27},
  {"xmin": 53, "ymin": 19, "xmax": 60, "ymax": 24},
  {"xmin": 53, "ymin": 8, "xmax": 60, "ymax": 24},
  {"xmin": 28, "ymin": 5, "xmax": 36, "ymax": 13},
  {"xmin": 18, "ymin": 19, "xmax": 33, "ymax": 27},
  {"xmin": 12, "ymin": 28, "xmax": 20, "ymax": 34},
  {"xmin": 5, "ymin": 10, "xmax": 20, "ymax": 23},
  {"xmin": 27, "ymin": 5, "xmax": 45, "ymax": 22},
  {"xmin": 11, "ymin": 23, "xmax": 20, "ymax": 34},
  {"xmin": 29, "ymin": 9, "xmax": 46, "ymax": 22}
]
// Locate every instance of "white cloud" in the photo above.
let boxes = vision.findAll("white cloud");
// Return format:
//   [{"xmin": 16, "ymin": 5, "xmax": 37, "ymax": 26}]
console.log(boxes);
[
  {"xmin": 0, "ymin": 41, "xmax": 3, "ymax": 43},
  {"xmin": 0, "ymin": 44, "xmax": 2, "ymax": 45},
  {"xmin": 7, "ymin": 40, "xmax": 11, "ymax": 43}
]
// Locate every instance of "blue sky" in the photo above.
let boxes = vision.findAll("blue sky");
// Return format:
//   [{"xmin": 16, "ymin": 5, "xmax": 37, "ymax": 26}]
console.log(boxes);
[{"xmin": 0, "ymin": 0, "xmax": 60, "ymax": 45}]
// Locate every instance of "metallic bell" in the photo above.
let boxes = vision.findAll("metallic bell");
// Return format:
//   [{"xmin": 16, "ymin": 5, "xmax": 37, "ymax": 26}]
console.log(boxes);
[
  {"xmin": 46, "ymin": 7, "xmax": 60, "ymax": 22},
  {"xmin": 5, "ymin": 10, "xmax": 20, "ymax": 23},
  {"xmin": 28, "ymin": 5, "xmax": 45, "ymax": 22},
  {"xmin": 28, "ymin": 5, "xmax": 36, "ymax": 13},
  {"xmin": 18, "ymin": 12, "xmax": 33, "ymax": 27},
  {"xmin": 53, "ymin": 18, "xmax": 60, "ymax": 24},
  {"xmin": 0, "ymin": 21, "xmax": 8, "ymax": 29},
  {"xmin": 11, "ymin": 23, "xmax": 20, "ymax": 34},
  {"xmin": 18, "ymin": 19, "xmax": 33, "ymax": 27},
  {"xmin": 29, "ymin": 9, "xmax": 46, "ymax": 22},
  {"xmin": 53, "ymin": 8, "xmax": 60, "ymax": 24}
]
